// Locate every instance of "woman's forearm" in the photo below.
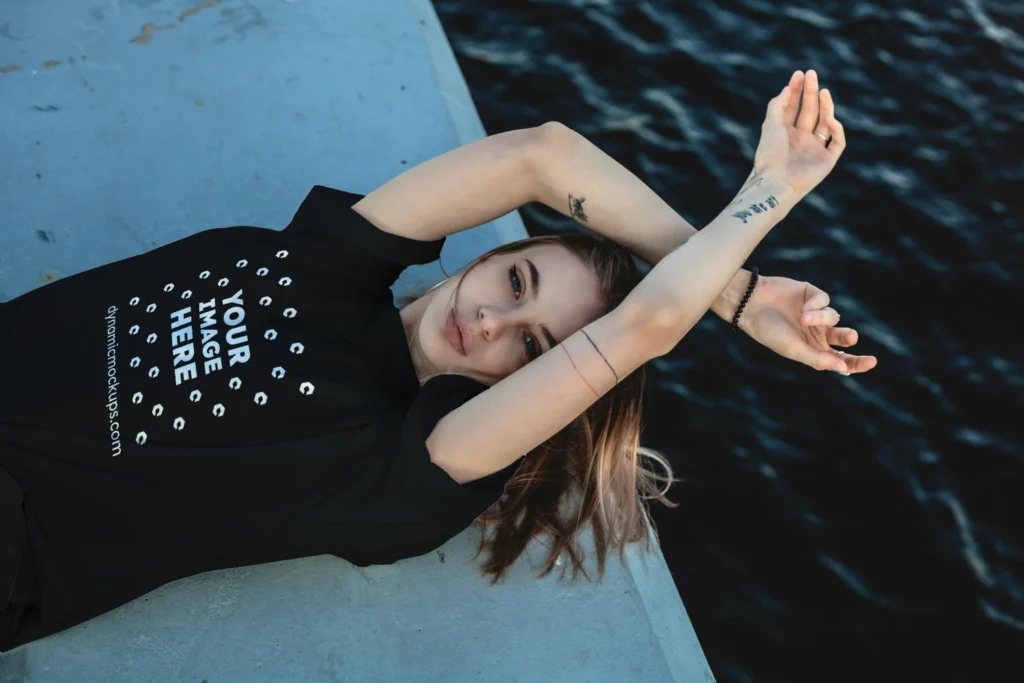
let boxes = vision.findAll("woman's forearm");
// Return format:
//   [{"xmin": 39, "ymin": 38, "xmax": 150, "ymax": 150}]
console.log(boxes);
[
  {"xmin": 528, "ymin": 122, "xmax": 754, "ymax": 321},
  {"xmin": 622, "ymin": 171, "xmax": 797, "ymax": 342}
]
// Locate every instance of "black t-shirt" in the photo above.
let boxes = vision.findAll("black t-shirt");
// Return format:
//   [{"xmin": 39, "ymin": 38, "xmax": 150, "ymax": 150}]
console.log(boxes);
[{"xmin": 0, "ymin": 185, "xmax": 522, "ymax": 650}]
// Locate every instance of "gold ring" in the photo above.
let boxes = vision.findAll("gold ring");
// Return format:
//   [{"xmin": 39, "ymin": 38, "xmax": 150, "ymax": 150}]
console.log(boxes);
[{"xmin": 814, "ymin": 131, "xmax": 831, "ymax": 144}]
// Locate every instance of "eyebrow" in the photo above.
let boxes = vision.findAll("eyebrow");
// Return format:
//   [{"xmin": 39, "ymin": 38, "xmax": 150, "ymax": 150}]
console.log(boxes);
[{"xmin": 525, "ymin": 258, "xmax": 558, "ymax": 351}]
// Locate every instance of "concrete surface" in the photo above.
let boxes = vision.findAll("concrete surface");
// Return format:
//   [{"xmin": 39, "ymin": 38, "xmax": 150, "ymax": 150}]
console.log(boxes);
[{"xmin": 0, "ymin": 1, "xmax": 715, "ymax": 681}]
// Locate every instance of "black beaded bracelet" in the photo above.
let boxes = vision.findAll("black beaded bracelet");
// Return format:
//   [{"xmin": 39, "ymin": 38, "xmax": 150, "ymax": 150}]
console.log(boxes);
[{"xmin": 731, "ymin": 267, "xmax": 759, "ymax": 334}]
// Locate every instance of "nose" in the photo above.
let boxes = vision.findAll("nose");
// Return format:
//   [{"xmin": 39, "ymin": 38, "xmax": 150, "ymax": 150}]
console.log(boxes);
[{"xmin": 474, "ymin": 304, "xmax": 524, "ymax": 342}]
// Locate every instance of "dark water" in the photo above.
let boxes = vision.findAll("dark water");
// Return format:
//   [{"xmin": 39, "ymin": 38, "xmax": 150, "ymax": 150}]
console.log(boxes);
[{"xmin": 434, "ymin": 2, "xmax": 1023, "ymax": 681}]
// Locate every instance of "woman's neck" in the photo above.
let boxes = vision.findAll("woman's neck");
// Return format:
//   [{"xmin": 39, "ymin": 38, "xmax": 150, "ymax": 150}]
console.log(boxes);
[{"xmin": 399, "ymin": 292, "xmax": 434, "ymax": 385}]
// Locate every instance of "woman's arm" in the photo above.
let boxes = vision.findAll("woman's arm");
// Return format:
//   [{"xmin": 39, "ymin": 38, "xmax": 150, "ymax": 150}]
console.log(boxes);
[
  {"xmin": 429, "ymin": 170, "xmax": 796, "ymax": 484},
  {"xmin": 428, "ymin": 76, "xmax": 847, "ymax": 484},
  {"xmin": 526, "ymin": 121, "xmax": 755, "ymax": 322},
  {"xmin": 348, "ymin": 119, "xmax": 746, "ymax": 321},
  {"xmin": 348, "ymin": 122, "xmax": 749, "ymax": 321},
  {"xmin": 351, "ymin": 127, "xmax": 541, "ymax": 243}
]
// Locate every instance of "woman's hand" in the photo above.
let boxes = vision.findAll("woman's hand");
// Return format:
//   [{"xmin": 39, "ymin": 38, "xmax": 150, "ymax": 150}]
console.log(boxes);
[
  {"xmin": 737, "ymin": 274, "xmax": 878, "ymax": 375},
  {"xmin": 754, "ymin": 70, "xmax": 846, "ymax": 199}
]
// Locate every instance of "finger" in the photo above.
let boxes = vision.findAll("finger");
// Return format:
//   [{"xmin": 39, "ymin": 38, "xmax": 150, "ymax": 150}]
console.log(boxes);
[
  {"xmin": 820, "ymin": 89, "xmax": 847, "ymax": 155},
  {"xmin": 831, "ymin": 352, "xmax": 878, "ymax": 375},
  {"xmin": 825, "ymin": 326, "xmax": 859, "ymax": 348},
  {"xmin": 819, "ymin": 85, "xmax": 834, "ymax": 122},
  {"xmin": 796, "ymin": 69, "xmax": 820, "ymax": 131},
  {"xmin": 781, "ymin": 70, "xmax": 803, "ymax": 126},
  {"xmin": 806, "ymin": 349, "xmax": 850, "ymax": 373},
  {"xmin": 801, "ymin": 283, "xmax": 830, "ymax": 313},
  {"xmin": 801, "ymin": 306, "xmax": 841, "ymax": 327},
  {"xmin": 765, "ymin": 81, "xmax": 794, "ymax": 125},
  {"xmin": 813, "ymin": 125, "xmax": 833, "ymax": 146}
]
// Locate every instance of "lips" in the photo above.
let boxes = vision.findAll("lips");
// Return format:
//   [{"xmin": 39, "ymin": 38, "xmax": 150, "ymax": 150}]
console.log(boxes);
[
  {"xmin": 456, "ymin": 311, "xmax": 469, "ymax": 354},
  {"xmin": 445, "ymin": 308, "xmax": 466, "ymax": 355}
]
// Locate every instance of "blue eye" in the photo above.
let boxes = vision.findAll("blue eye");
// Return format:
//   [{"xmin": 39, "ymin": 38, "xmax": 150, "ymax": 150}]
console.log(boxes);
[
  {"xmin": 508, "ymin": 264, "xmax": 538, "ymax": 361},
  {"xmin": 508, "ymin": 264, "xmax": 522, "ymax": 299},
  {"xmin": 524, "ymin": 334, "xmax": 537, "ymax": 360}
]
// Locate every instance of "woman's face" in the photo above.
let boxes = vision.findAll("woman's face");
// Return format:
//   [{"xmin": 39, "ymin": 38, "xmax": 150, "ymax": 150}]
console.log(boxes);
[{"xmin": 410, "ymin": 243, "xmax": 605, "ymax": 385}]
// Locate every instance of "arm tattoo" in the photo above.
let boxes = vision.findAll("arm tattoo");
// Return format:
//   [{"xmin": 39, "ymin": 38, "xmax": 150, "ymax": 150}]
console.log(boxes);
[
  {"xmin": 729, "ymin": 167, "xmax": 764, "ymax": 207},
  {"xmin": 662, "ymin": 167, "xmax": 775, "ymax": 258},
  {"xmin": 731, "ymin": 194, "xmax": 779, "ymax": 224},
  {"xmin": 568, "ymin": 194, "xmax": 588, "ymax": 222}
]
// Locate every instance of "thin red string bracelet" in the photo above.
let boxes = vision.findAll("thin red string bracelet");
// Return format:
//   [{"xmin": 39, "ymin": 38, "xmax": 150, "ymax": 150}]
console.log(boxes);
[{"xmin": 560, "ymin": 343, "xmax": 600, "ymax": 398}]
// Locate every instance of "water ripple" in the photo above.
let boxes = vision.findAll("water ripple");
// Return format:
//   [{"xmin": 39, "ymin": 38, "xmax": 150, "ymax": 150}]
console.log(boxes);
[
  {"xmin": 962, "ymin": 0, "xmax": 1024, "ymax": 51},
  {"xmin": 818, "ymin": 555, "xmax": 895, "ymax": 607},
  {"xmin": 782, "ymin": 6, "xmax": 838, "ymax": 30},
  {"xmin": 979, "ymin": 600, "xmax": 1024, "ymax": 631},
  {"xmin": 436, "ymin": 0, "xmax": 1024, "ymax": 677},
  {"xmin": 937, "ymin": 491, "xmax": 994, "ymax": 589}
]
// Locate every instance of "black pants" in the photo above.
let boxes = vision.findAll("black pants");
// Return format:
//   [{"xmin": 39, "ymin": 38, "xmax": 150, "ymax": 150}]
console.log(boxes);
[
  {"xmin": 2, "ymin": 304, "xmax": 41, "ymax": 648},
  {"xmin": 0, "ymin": 467, "xmax": 36, "ymax": 650}
]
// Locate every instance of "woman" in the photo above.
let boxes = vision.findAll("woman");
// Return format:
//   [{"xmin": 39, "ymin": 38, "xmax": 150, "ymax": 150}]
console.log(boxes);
[{"xmin": 0, "ymin": 69, "xmax": 874, "ymax": 651}]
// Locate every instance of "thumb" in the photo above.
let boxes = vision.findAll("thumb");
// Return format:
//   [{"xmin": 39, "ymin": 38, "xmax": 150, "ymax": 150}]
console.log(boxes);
[
  {"xmin": 801, "ymin": 284, "xmax": 830, "ymax": 313},
  {"xmin": 765, "ymin": 85, "xmax": 791, "ymax": 125}
]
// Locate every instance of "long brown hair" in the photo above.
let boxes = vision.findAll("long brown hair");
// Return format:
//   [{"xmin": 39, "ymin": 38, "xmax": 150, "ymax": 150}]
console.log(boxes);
[{"xmin": 398, "ymin": 234, "xmax": 680, "ymax": 585}]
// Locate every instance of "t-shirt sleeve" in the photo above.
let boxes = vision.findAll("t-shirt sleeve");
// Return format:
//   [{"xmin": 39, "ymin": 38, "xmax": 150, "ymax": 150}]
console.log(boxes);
[
  {"xmin": 282, "ymin": 185, "xmax": 447, "ymax": 303},
  {"xmin": 392, "ymin": 373, "xmax": 525, "ymax": 516},
  {"xmin": 323, "ymin": 374, "xmax": 526, "ymax": 568}
]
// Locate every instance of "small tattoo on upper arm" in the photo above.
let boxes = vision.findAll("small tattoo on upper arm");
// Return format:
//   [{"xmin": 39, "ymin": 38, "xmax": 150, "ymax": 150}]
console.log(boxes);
[{"xmin": 569, "ymin": 194, "xmax": 588, "ymax": 222}]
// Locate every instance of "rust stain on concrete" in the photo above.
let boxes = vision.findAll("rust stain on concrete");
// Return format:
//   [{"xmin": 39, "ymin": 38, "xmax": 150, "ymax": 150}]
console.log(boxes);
[
  {"xmin": 0, "ymin": 64, "xmax": 22, "ymax": 74},
  {"xmin": 43, "ymin": 60, "xmax": 60, "ymax": 69},
  {"xmin": 129, "ymin": 0, "xmax": 221, "ymax": 46},
  {"xmin": 130, "ymin": 22, "xmax": 176, "ymax": 46},
  {"xmin": 179, "ymin": 0, "xmax": 224, "ymax": 22}
]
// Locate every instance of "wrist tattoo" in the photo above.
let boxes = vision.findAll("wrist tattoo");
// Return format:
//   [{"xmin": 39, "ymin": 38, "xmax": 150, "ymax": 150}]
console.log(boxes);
[
  {"xmin": 729, "ymin": 167, "xmax": 764, "ymax": 207},
  {"xmin": 568, "ymin": 194, "xmax": 588, "ymax": 222},
  {"xmin": 731, "ymin": 195, "xmax": 779, "ymax": 224}
]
